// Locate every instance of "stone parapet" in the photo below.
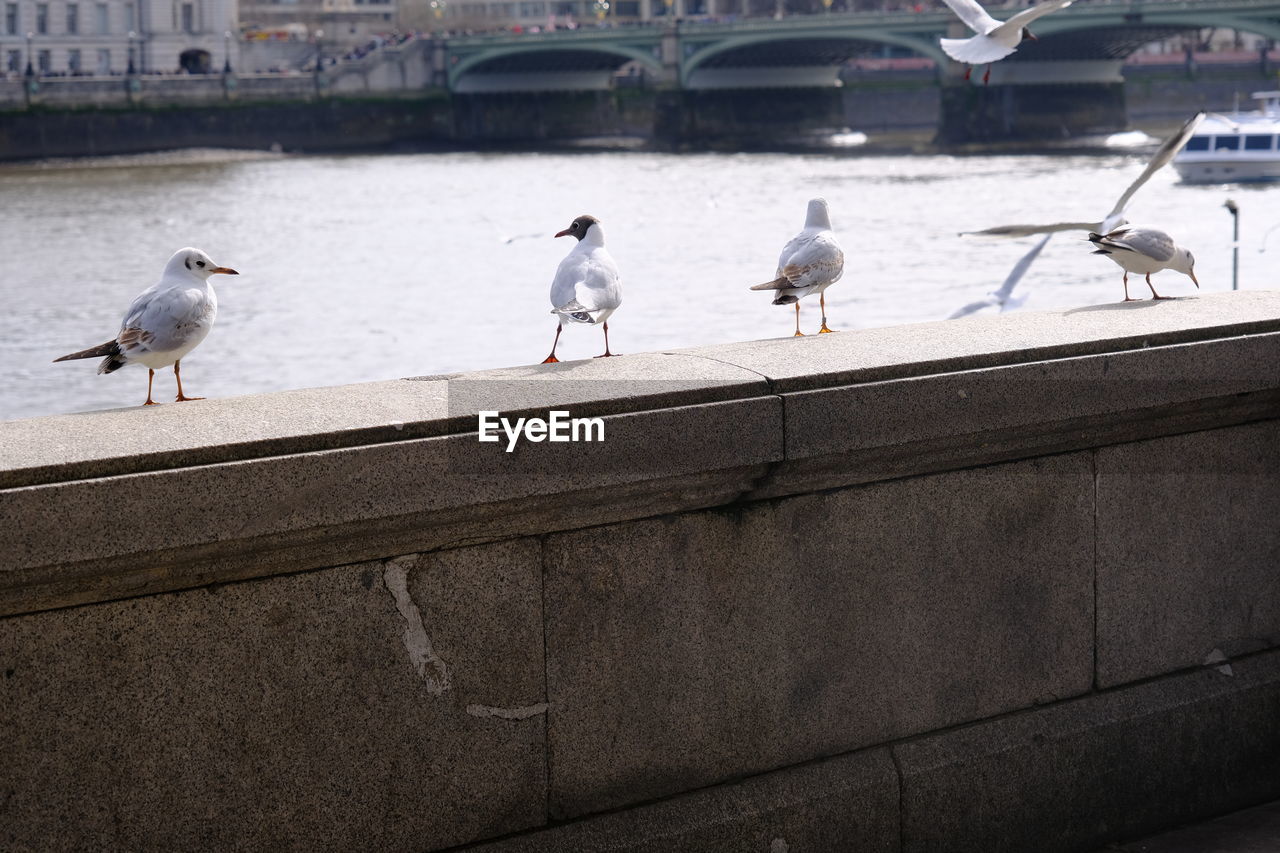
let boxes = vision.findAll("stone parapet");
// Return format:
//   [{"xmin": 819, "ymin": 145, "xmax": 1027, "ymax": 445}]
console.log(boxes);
[{"xmin": 2, "ymin": 290, "xmax": 1279, "ymax": 850}]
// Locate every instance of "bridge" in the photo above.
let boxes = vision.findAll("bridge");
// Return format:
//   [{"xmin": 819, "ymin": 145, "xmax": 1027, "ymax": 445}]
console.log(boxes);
[{"xmin": 441, "ymin": 0, "xmax": 1280, "ymax": 92}]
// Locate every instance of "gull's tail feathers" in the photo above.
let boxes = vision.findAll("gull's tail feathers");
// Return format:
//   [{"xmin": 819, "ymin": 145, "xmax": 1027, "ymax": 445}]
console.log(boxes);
[
  {"xmin": 53, "ymin": 340, "xmax": 127, "ymax": 375},
  {"xmin": 551, "ymin": 300, "xmax": 598, "ymax": 324},
  {"xmin": 750, "ymin": 276, "xmax": 790, "ymax": 291}
]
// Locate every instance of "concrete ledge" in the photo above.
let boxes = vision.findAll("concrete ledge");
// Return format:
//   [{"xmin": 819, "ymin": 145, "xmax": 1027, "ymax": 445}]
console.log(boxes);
[{"xmin": 3, "ymin": 291, "xmax": 1279, "ymax": 617}]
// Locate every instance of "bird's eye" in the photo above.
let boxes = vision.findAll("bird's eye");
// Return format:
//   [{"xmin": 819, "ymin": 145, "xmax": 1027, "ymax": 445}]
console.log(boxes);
[
  {"xmin": 196, "ymin": 260, "xmax": 205, "ymax": 267},
  {"xmin": 572, "ymin": 222, "xmax": 579, "ymax": 229}
]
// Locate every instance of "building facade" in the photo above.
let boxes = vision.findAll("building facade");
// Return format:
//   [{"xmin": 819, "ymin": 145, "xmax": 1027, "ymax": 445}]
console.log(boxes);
[
  {"xmin": 0, "ymin": 0, "xmax": 238, "ymax": 76},
  {"xmin": 238, "ymin": 0, "xmax": 396, "ymax": 46}
]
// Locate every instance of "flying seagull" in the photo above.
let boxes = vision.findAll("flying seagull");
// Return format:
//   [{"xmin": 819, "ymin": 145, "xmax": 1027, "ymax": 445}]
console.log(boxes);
[
  {"xmin": 542, "ymin": 214, "xmax": 622, "ymax": 363},
  {"xmin": 951, "ymin": 111, "xmax": 1206, "ymax": 318},
  {"xmin": 1088, "ymin": 226, "xmax": 1199, "ymax": 301},
  {"xmin": 939, "ymin": 0, "xmax": 1075, "ymax": 84},
  {"xmin": 750, "ymin": 198, "xmax": 845, "ymax": 336},
  {"xmin": 53, "ymin": 247, "xmax": 239, "ymax": 406}
]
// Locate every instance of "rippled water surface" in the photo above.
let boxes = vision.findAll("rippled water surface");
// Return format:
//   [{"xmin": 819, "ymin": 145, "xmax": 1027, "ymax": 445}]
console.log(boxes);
[{"xmin": 2, "ymin": 146, "xmax": 1277, "ymax": 420}]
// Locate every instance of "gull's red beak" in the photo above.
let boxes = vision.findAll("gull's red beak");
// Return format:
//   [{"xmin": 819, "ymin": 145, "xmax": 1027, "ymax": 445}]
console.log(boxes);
[
  {"xmin": 1024, "ymin": 28, "xmax": 1038, "ymax": 41},
  {"xmin": 211, "ymin": 266, "xmax": 239, "ymax": 275},
  {"xmin": 554, "ymin": 228, "xmax": 571, "ymax": 238},
  {"xmin": 1190, "ymin": 269, "xmax": 1200, "ymax": 288}
]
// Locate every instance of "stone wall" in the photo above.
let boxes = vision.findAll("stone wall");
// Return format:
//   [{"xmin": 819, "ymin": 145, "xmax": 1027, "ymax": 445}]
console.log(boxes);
[{"xmin": 2, "ymin": 291, "xmax": 1279, "ymax": 851}]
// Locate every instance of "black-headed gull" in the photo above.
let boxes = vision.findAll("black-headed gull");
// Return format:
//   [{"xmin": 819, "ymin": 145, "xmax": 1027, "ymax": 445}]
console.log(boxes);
[
  {"xmin": 939, "ymin": 0, "xmax": 1074, "ymax": 84},
  {"xmin": 750, "ymin": 198, "xmax": 845, "ymax": 336},
  {"xmin": 952, "ymin": 111, "xmax": 1205, "ymax": 318},
  {"xmin": 53, "ymin": 247, "xmax": 239, "ymax": 406},
  {"xmin": 542, "ymin": 214, "xmax": 622, "ymax": 363},
  {"xmin": 1088, "ymin": 226, "xmax": 1199, "ymax": 301}
]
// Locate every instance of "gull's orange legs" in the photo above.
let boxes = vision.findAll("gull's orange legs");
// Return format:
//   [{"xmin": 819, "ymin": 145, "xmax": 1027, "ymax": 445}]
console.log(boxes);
[
  {"xmin": 542, "ymin": 324, "xmax": 563, "ymax": 364},
  {"xmin": 793, "ymin": 302, "xmax": 804, "ymax": 337},
  {"xmin": 593, "ymin": 321, "xmax": 617, "ymax": 358},
  {"xmin": 964, "ymin": 66, "xmax": 972, "ymax": 81},
  {"xmin": 818, "ymin": 293, "xmax": 835, "ymax": 333},
  {"xmin": 143, "ymin": 369, "xmax": 159, "ymax": 406},
  {"xmin": 982, "ymin": 64, "xmax": 991, "ymax": 85},
  {"xmin": 1145, "ymin": 273, "xmax": 1170, "ymax": 300},
  {"xmin": 174, "ymin": 360, "xmax": 204, "ymax": 402}
]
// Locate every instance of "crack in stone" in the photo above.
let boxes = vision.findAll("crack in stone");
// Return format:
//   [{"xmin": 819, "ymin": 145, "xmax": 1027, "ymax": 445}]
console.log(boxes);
[
  {"xmin": 382, "ymin": 556, "xmax": 451, "ymax": 696},
  {"xmin": 467, "ymin": 703, "xmax": 550, "ymax": 720}
]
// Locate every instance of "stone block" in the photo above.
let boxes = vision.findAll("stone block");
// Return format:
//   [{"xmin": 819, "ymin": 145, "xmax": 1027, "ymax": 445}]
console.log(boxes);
[
  {"xmin": 894, "ymin": 649, "xmax": 1280, "ymax": 853},
  {"xmin": 0, "ymin": 538, "xmax": 546, "ymax": 851},
  {"xmin": 543, "ymin": 453, "xmax": 1094, "ymax": 819},
  {"xmin": 692, "ymin": 290, "xmax": 1280, "ymax": 393},
  {"xmin": 474, "ymin": 748, "xmax": 898, "ymax": 853},
  {"xmin": 1096, "ymin": 419, "xmax": 1280, "ymax": 687}
]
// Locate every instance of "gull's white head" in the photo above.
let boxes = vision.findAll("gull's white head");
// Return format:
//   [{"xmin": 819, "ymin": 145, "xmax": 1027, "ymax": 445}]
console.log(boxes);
[
  {"xmin": 804, "ymin": 198, "xmax": 833, "ymax": 230},
  {"xmin": 1173, "ymin": 247, "xmax": 1199, "ymax": 287},
  {"xmin": 555, "ymin": 215, "xmax": 604, "ymax": 246},
  {"xmin": 165, "ymin": 247, "xmax": 239, "ymax": 280}
]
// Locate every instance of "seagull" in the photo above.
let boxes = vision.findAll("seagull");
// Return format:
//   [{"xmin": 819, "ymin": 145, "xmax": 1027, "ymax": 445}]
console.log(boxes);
[
  {"xmin": 951, "ymin": 111, "xmax": 1205, "ymax": 318},
  {"xmin": 939, "ymin": 0, "xmax": 1075, "ymax": 85},
  {"xmin": 750, "ymin": 198, "xmax": 845, "ymax": 336},
  {"xmin": 542, "ymin": 214, "xmax": 622, "ymax": 363},
  {"xmin": 1088, "ymin": 226, "xmax": 1199, "ymax": 301},
  {"xmin": 53, "ymin": 247, "xmax": 239, "ymax": 406}
]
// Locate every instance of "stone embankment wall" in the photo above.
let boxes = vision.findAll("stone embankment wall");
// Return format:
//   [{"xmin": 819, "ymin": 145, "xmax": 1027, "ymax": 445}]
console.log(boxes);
[{"xmin": 2, "ymin": 291, "xmax": 1279, "ymax": 851}]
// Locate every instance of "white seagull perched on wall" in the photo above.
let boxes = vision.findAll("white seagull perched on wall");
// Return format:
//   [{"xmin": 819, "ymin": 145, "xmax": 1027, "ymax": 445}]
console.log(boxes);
[
  {"xmin": 950, "ymin": 111, "xmax": 1206, "ymax": 318},
  {"xmin": 542, "ymin": 214, "xmax": 622, "ymax": 363},
  {"xmin": 53, "ymin": 247, "xmax": 239, "ymax": 406},
  {"xmin": 1088, "ymin": 226, "xmax": 1199, "ymax": 301},
  {"xmin": 938, "ymin": 0, "xmax": 1075, "ymax": 84},
  {"xmin": 750, "ymin": 198, "xmax": 845, "ymax": 336}
]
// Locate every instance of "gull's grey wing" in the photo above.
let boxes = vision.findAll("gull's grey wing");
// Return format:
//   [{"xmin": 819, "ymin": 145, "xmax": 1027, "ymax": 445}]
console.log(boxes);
[
  {"xmin": 939, "ymin": 0, "xmax": 1000, "ymax": 35},
  {"xmin": 962, "ymin": 220, "xmax": 1100, "ymax": 239},
  {"xmin": 1105, "ymin": 111, "xmax": 1207, "ymax": 223},
  {"xmin": 779, "ymin": 232, "xmax": 844, "ymax": 291},
  {"xmin": 950, "ymin": 233, "xmax": 1053, "ymax": 319},
  {"xmin": 1099, "ymin": 227, "xmax": 1176, "ymax": 262}
]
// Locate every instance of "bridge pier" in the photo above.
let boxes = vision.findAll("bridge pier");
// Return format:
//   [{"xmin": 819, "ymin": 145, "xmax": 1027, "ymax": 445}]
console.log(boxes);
[
  {"xmin": 656, "ymin": 88, "xmax": 847, "ymax": 148},
  {"xmin": 937, "ymin": 81, "xmax": 1127, "ymax": 145}
]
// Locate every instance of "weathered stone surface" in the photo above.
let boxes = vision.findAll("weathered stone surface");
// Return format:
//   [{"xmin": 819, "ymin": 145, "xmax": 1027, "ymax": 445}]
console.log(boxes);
[
  {"xmin": 692, "ymin": 290, "xmax": 1280, "ymax": 393},
  {"xmin": 0, "ymin": 539, "xmax": 546, "ymax": 852},
  {"xmin": 543, "ymin": 453, "xmax": 1094, "ymax": 819},
  {"xmin": 1096, "ymin": 419, "xmax": 1280, "ymax": 687},
  {"xmin": 756, "ymin": 332, "xmax": 1280, "ymax": 498},
  {"xmin": 0, "ymin": 396, "xmax": 780, "ymax": 617},
  {"xmin": 895, "ymin": 649, "xmax": 1280, "ymax": 853},
  {"xmin": 1101, "ymin": 798, "xmax": 1280, "ymax": 853},
  {"xmin": 474, "ymin": 748, "xmax": 898, "ymax": 853},
  {"xmin": 1, "ymin": 351, "xmax": 768, "ymax": 489}
]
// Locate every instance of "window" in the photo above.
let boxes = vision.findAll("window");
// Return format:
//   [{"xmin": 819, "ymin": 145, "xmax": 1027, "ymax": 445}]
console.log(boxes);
[
  {"xmin": 1184, "ymin": 136, "xmax": 1209, "ymax": 151},
  {"xmin": 4, "ymin": 3, "xmax": 15, "ymax": 35},
  {"xmin": 37, "ymin": 48, "xmax": 50, "ymax": 72},
  {"xmin": 1244, "ymin": 135, "xmax": 1275, "ymax": 151},
  {"xmin": 124, "ymin": 2, "xmax": 135, "ymax": 31},
  {"xmin": 181, "ymin": 2, "xmax": 193, "ymax": 32},
  {"xmin": 36, "ymin": 3, "xmax": 48, "ymax": 33},
  {"xmin": 96, "ymin": 47, "xmax": 109, "ymax": 72},
  {"xmin": 6, "ymin": 49, "xmax": 20, "ymax": 72},
  {"xmin": 1213, "ymin": 135, "xmax": 1240, "ymax": 151},
  {"xmin": 95, "ymin": 2, "xmax": 107, "ymax": 32},
  {"xmin": 68, "ymin": 48, "xmax": 80, "ymax": 71},
  {"xmin": 67, "ymin": 3, "xmax": 79, "ymax": 33}
]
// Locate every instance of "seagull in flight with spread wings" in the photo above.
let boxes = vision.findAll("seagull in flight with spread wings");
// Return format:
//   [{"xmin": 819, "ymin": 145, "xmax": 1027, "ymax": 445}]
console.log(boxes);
[
  {"xmin": 938, "ymin": 0, "xmax": 1075, "ymax": 84},
  {"xmin": 950, "ymin": 111, "xmax": 1205, "ymax": 319}
]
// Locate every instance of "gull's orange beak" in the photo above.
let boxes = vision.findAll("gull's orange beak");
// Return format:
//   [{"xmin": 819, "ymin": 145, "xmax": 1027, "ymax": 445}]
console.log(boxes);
[
  {"xmin": 554, "ymin": 228, "xmax": 571, "ymax": 238},
  {"xmin": 1024, "ymin": 28, "xmax": 1038, "ymax": 41},
  {"xmin": 1190, "ymin": 269, "xmax": 1200, "ymax": 288},
  {"xmin": 211, "ymin": 267, "xmax": 239, "ymax": 275}
]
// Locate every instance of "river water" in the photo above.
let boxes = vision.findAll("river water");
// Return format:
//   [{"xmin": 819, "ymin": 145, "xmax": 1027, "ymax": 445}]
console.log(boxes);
[{"xmin": 2, "ymin": 146, "xmax": 1277, "ymax": 421}]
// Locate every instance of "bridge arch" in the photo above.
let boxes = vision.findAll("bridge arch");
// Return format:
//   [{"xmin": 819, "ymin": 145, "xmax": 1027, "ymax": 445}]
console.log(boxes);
[
  {"xmin": 449, "ymin": 43, "xmax": 663, "ymax": 90},
  {"xmin": 1028, "ymin": 13, "xmax": 1280, "ymax": 52},
  {"xmin": 680, "ymin": 30, "xmax": 948, "ymax": 87}
]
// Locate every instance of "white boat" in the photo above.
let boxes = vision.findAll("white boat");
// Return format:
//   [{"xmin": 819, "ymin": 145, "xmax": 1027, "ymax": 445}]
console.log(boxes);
[{"xmin": 1173, "ymin": 91, "xmax": 1280, "ymax": 184}]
